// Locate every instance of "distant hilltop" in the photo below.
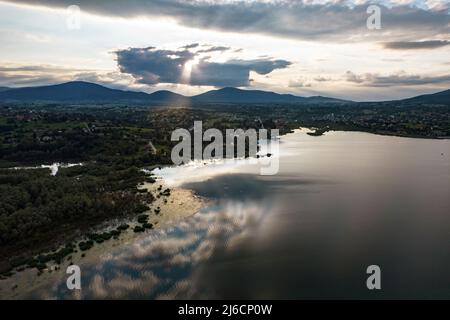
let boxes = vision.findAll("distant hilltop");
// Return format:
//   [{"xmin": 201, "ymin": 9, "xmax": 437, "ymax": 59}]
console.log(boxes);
[
  {"xmin": 0, "ymin": 81, "xmax": 348, "ymax": 104},
  {"xmin": 400, "ymin": 89, "xmax": 450, "ymax": 105},
  {"xmin": 0, "ymin": 81, "xmax": 448, "ymax": 105}
]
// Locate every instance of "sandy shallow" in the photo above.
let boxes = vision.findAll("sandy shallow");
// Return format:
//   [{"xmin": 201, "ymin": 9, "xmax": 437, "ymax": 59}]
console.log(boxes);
[
  {"xmin": 0, "ymin": 178, "xmax": 209, "ymax": 299},
  {"xmin": 142, "ymin": 180, "xmax": 208, "ymax": 228}
]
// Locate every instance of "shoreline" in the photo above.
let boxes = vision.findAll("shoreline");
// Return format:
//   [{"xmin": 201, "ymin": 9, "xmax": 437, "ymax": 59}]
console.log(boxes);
[
  {"xmin": 0, "ymin": 176, "xmax": 210, "ymax": 299},
  {"xmin": 140, "ymin": 178, "xmax": 210, "ymax": 229}
]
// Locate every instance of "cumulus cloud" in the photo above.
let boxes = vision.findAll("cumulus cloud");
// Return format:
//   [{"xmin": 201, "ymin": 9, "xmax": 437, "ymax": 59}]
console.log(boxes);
[
  {"xmin": 345, "ymin": 70, "xmax": 450, "ymax": 86},
  {"xmin": 5, "ymin": 0, "xmax": 450, "ymax": 42},
  {"xmin": 383, "ymin": 40, "xmax": 450, "ymax": 49},
  {"xmin": 115, "ymin": 47, "xmax": 195, "ymax": 85},
  {"xmin": 288, "ymin": 78, "xmax": 312, "ymax": 88},
  {"xmin": 115, "ymin": 46, "xmax": 291, "ymax": 87},
  {"xmin": 73, "ymin": 71, "xmax": 137, "ymax": 91}
]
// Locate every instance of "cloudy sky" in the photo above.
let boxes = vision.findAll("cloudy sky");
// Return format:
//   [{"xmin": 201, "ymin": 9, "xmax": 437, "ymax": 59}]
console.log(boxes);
[{"xmin": 0, "ymin": 0, "xmax": 449, "ymax": 101}]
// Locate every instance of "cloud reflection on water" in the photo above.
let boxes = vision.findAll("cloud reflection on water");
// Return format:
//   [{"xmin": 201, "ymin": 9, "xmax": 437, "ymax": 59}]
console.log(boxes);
[{"xmin": 33, "ymin": 199, "xmax": 269, "ymax": 299}]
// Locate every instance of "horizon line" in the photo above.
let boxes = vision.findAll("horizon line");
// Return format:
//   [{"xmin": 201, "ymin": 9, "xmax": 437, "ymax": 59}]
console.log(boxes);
[{"xmin": 0, "ymin": 80, "xmax": 447, "ymax": 103}]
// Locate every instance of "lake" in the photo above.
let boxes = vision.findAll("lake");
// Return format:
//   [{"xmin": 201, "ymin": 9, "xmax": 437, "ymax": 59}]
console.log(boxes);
[{"xmin": 16, "ymin": 130, "xmax": 450, "ymax": 299}]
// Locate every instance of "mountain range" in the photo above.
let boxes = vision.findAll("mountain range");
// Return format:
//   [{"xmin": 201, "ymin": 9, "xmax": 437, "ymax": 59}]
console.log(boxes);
[
  {"xmin": 401, "ymin": 89, "xmax": 450, "ymax": 105},
  {"xmin": 0, "ymin": 81, "xmax": 347, "ymax": 104},
  {"xmin": 191, "ymin": 87, "xmax": 348, "ymax": 104},
  {"xmin": 0, "ymin": 81, "xmax": 448, "ymax": 105}
]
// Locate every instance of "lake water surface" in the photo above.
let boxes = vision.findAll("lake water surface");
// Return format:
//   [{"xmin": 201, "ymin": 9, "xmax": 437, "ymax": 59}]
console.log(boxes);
[{"xmin": 21, "ymin": 130, "xmax": 450, "ymax": 299}]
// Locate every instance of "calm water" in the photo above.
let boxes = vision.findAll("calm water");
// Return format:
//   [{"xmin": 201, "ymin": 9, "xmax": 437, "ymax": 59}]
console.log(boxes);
[{"xmin": 22, "ymin": 130, "xmax": 450, "ymax": 299}]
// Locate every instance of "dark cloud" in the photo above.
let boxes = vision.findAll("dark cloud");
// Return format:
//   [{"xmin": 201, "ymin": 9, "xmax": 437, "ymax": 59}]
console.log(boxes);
[
  {"xmin": 5, "ymin": 1, "xmax": 450, "ymax": 42},
  {"xmin": 190, "ymin": 61, "xmax": 250, "ymax": 87},
  {"xmin": 191, "ymin": 59, "xmax": 290, "ymax": 87},
  {"xmin": 383, "ymin": 40, "xmax": 450, "ymax": 50},
  {"xmin": 196, "ymin": 46, "xmax": 231, "ymax": 53},
  {"xmin": 115, "ymin": 46, "xmax": 291, "ymax": 87},
  {"xmin": 181, "ymin": 43, "xmax": 200, "ymax": 50},
  {"xmin": 115, "ymin": 47, "xmax": 195, "ymax": 85},
  {"xmin": 345, "ymin": 71, "xmax": 450, "ymax": 87},
  {"xmin": 226, "ymin": 59, "xmax": 291, "ymax": 75}
]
